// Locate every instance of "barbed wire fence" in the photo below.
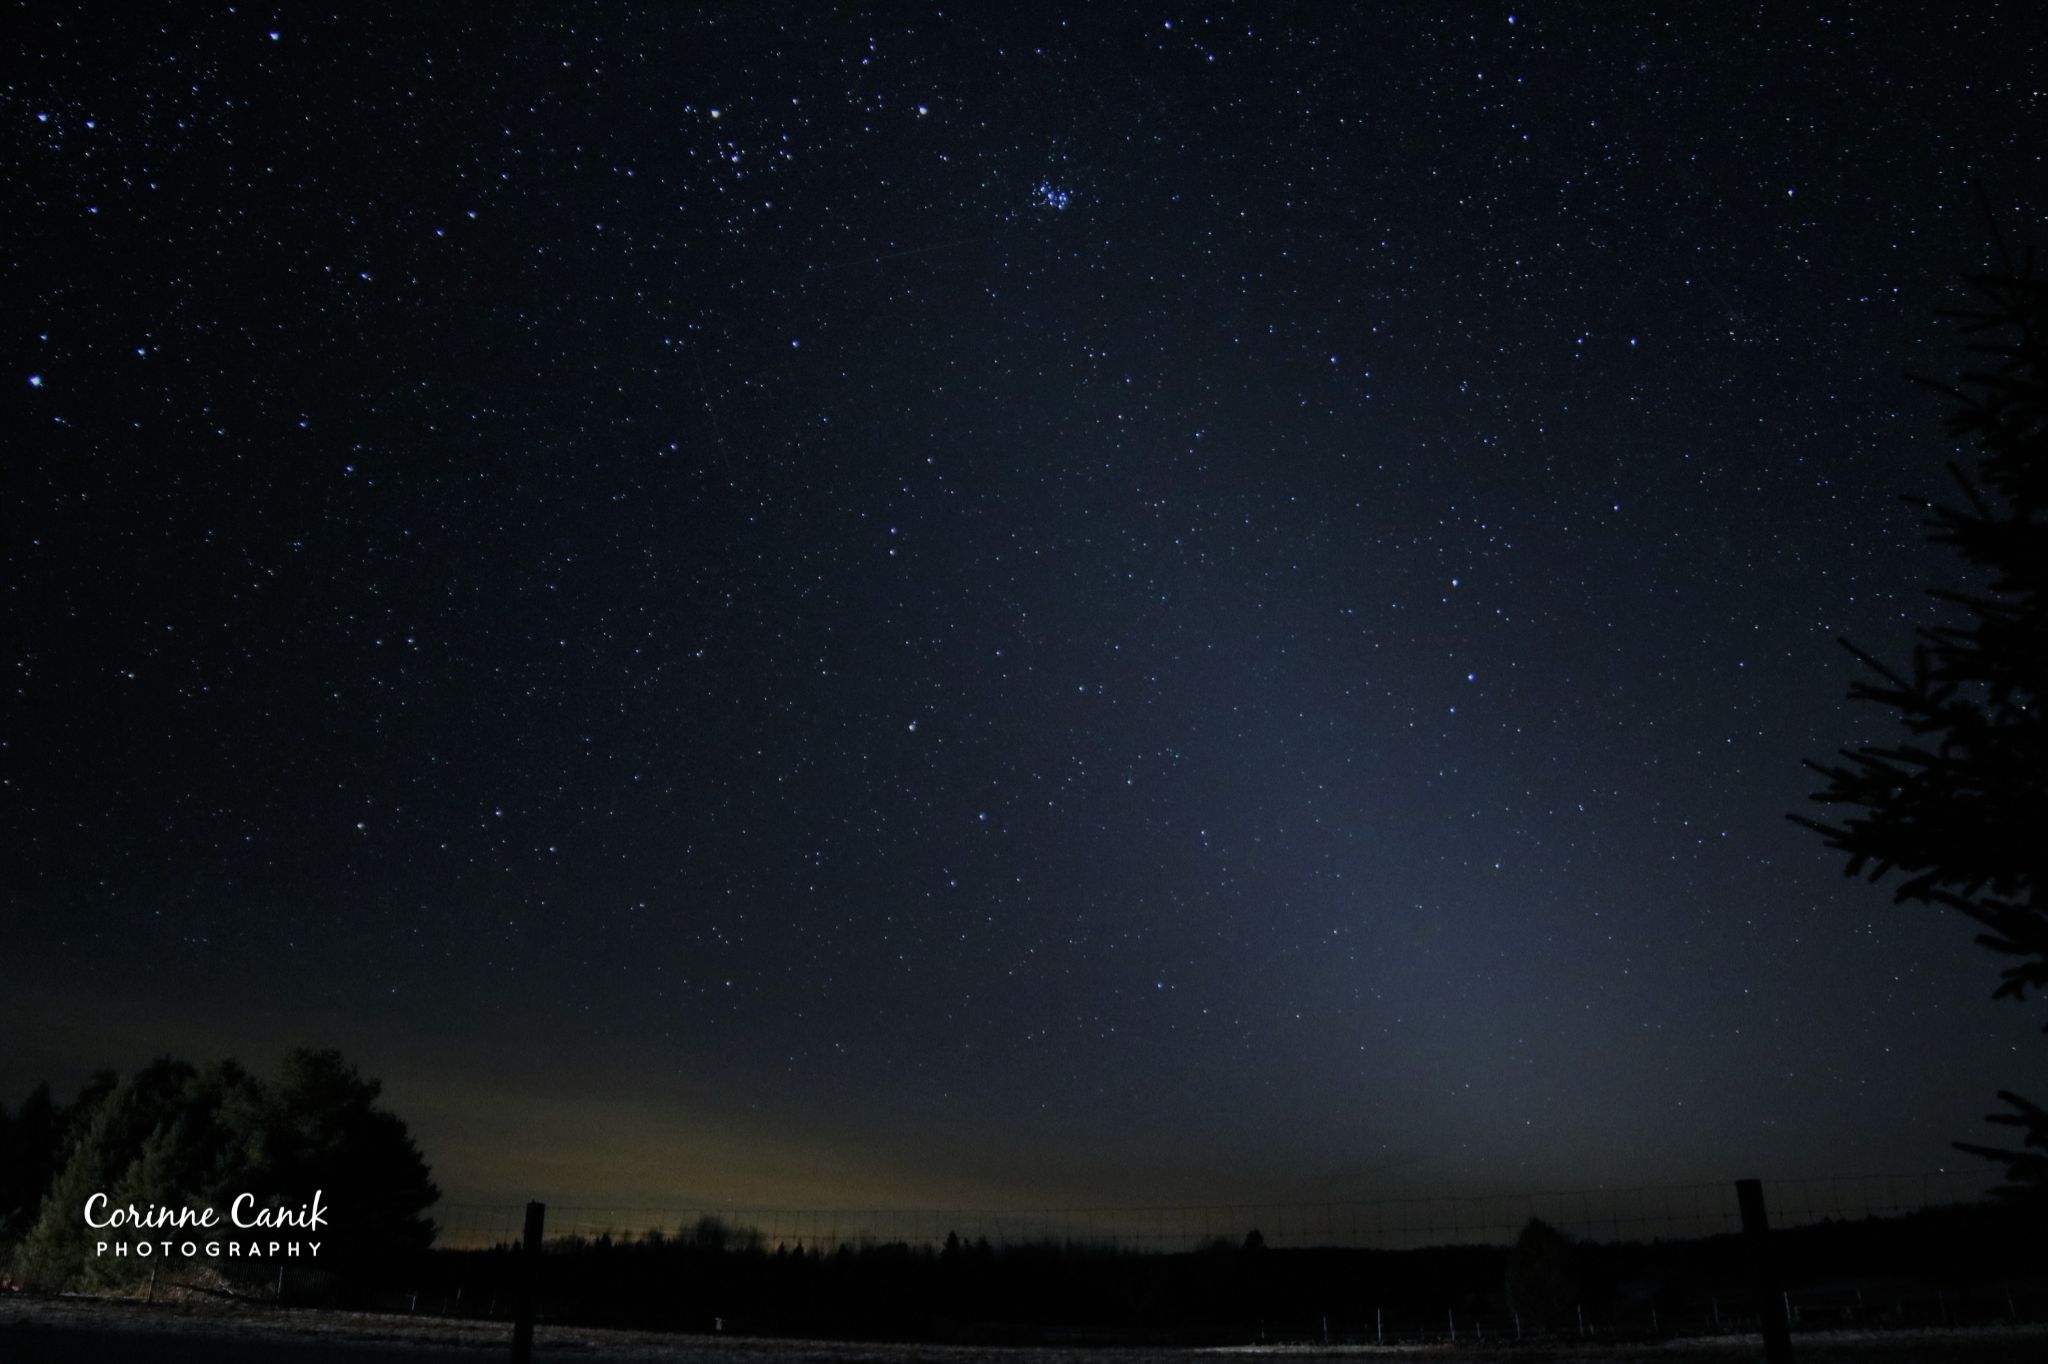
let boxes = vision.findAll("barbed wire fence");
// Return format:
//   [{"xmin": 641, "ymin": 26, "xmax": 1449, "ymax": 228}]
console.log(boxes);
[
  {"xmin": 415, "ymin": 1172, "xmax": 2044, "ymax": 1350},
  {"xmin": 434, "ymin": 1169, "xmax": 1985, "ymax": 1254}
]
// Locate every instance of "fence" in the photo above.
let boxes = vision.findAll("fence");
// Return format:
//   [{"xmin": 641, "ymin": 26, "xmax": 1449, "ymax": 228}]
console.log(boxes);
[
  {"xmin": 406, "ymin": 1174, "xmax": 2044, "ymax": 1351},
  {"xmin": 433, "ymin": 1169, "xmax": 1989, "ymax": 1254}
]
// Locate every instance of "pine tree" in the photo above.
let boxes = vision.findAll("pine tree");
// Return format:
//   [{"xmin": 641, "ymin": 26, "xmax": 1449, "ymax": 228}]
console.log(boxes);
[
  {"xmin": 5, "ymin": 1052, "xmax": 438, "ymax": 1292},
  {"xmin": 1794, "ymin": 225, "xmax": 2046, "ymax": 1199},
  {"xmin": 1504, "ymin": 1218, "xmax": 1581, "ymax": 1331}
]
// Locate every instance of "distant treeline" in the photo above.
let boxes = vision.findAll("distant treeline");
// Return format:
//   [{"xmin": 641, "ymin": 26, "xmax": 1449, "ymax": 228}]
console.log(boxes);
[
  {"xmin": 0, "ymin": 1051, "xmax": 438, "ymax": 1301},
  {"xmin": 415, "ymin": 1201, "xmax": 2047, "ymax": 1345}
]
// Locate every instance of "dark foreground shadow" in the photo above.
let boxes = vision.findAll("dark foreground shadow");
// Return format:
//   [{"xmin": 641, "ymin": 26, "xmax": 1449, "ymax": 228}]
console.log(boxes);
[{"xmin": 1, "ymin": 1322, "xmax": 499, "ymax": 1364}]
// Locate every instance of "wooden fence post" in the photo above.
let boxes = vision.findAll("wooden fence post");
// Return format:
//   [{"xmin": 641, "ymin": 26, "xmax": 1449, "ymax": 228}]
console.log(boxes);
[
  {"xmin": 511, "ymin": 1201, "xmax": 545, "ymax": 1364},
  {"xmin": 1736, "ymin": 1179, "xmax": 1793, "ymax": 1364}
]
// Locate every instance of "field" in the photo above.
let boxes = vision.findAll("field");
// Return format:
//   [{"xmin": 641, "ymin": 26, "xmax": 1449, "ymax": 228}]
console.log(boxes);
[{"xmin": 6, "ymin": 1297, "xmax": 2048, "ymax": 1364}]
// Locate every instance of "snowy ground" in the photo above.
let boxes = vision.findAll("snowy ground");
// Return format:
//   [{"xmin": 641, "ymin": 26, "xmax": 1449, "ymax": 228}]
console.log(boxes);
[{"xmin": 5, "ymin": 1297, "xmax": 2048, "ymax": 1364}]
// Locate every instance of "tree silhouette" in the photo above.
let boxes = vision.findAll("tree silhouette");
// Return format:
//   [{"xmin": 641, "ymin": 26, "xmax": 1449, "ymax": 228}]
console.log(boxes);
[
  {"xmin": 238, "ymin": 1049, "xmax": 441, "ymax": 1283},
  {"xmin": 0, "ymin": 1084, "xmax": 61, "ymax": 1244},
  {"xmin": 6, "ymin": 1049, "xmax": 438, "ymax": 1294},
  {"xmin": 1504, "ymin": 1217, "xmax": 1581, "ymax": 1330},
  {"xmin": 1793, "ymin": 224, "xmax": 2046, "ymax": 1197},
  {"xmin": 10, "ymin": 1058, "xmax": 229, "ymax": 1290},
  {"xmin": 1951, "ymin": 1089, "xmax": 2048, "ymax": 1200}
]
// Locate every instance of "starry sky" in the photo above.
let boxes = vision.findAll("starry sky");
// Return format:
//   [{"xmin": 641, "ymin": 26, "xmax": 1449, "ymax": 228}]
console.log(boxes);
[{"xmin": 5, "ymin": 4, "xmax": 2045, "ymax": 1216}]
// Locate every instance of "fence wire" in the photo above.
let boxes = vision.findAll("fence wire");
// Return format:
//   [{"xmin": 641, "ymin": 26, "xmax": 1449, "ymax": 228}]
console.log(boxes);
[{"xmin": 433, "ymin": 1169, "xmax": 1984, "ymax": 1253}]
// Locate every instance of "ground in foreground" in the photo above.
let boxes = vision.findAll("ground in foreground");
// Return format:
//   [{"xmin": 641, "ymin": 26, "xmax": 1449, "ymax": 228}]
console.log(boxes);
[{"xmin": 5, "ymin": 1297, "xmax": 2048, "ymax": 1364}]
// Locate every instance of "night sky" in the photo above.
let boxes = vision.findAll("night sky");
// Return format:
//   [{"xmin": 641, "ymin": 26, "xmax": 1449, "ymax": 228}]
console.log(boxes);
[{"xmin": 6, "ymin": 5, "xmax": 2045, "ymax": 1216}]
